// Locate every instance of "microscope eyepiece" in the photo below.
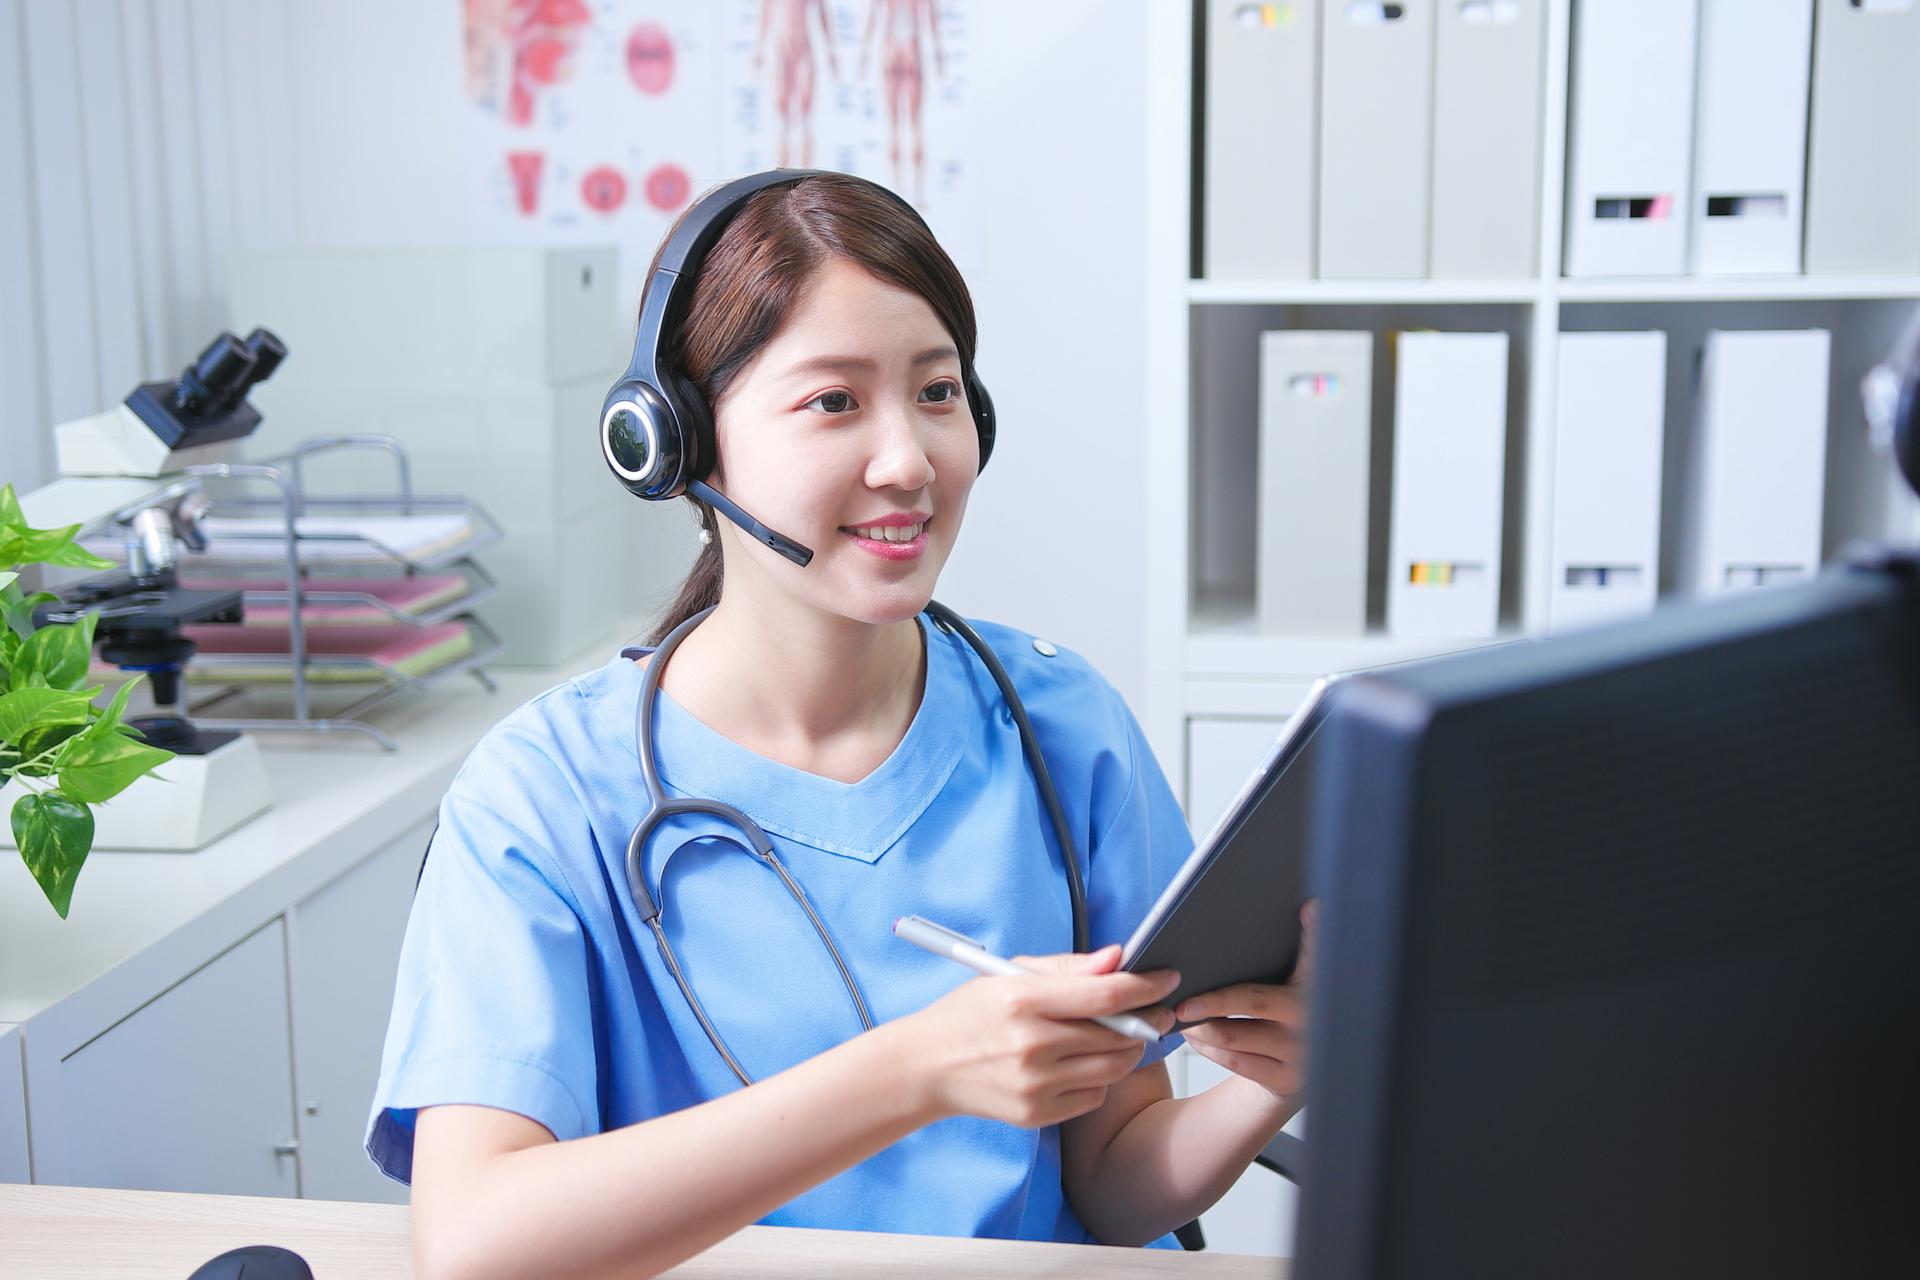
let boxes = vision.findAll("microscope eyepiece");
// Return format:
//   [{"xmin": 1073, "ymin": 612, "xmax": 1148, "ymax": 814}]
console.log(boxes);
[
  {"xmin": 242, "ymin": 327, "xmax": 287, "ymax": 385},
  {"xmin": 176, "ymin": 331, "xmax": 258, "ymax": 416}
]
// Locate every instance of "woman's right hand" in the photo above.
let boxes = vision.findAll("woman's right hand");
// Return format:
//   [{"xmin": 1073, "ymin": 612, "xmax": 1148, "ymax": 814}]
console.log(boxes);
[{"xmin": 901, "ymin": 944, "xmax": 1181, "ymax": 1129}]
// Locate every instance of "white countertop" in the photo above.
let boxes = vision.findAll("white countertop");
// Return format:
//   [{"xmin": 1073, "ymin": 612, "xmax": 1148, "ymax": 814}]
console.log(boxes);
[{"xmin": 0, "ymin": 623, "xmax": 640, "ymax": 1026}]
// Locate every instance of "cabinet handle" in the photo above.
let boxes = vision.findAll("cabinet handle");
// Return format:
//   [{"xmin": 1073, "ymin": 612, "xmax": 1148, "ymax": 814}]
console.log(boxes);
[{"xmin": 274, "ymin": 1140, "xmax": 300, "ymax": 1158}]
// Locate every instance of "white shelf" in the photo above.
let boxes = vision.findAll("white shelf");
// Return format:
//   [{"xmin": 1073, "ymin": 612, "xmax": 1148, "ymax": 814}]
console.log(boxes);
[
  {"xmin": 1186, "ymin": 597, "xmax": 1521, "ymax": 680},
  {"xmin": 1188, "ymin": 278, "xmax": 1538, "ymax": 306},
  {"xmin": 1188, "ymin": 275, "xmax": 1920, "ymax": 307},
  {"xmin": 1555, "ymin": 275, "xmax": 1920, "ymax": 303}
]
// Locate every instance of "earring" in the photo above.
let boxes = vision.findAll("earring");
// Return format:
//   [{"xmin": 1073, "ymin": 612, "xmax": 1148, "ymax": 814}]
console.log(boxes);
[{"xmin": 698, "ymin": 527, "xmax": 713, "ymax": 546}]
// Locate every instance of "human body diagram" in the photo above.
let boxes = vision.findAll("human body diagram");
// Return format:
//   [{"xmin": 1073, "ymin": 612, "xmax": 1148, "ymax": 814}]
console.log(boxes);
[
  {"xmin": 755, "ymin": 0, "xmax": 839, "ymax": 168},
  {"xmin": 861, "ymin": 0, "xmax": 944, "ymax": 205}
]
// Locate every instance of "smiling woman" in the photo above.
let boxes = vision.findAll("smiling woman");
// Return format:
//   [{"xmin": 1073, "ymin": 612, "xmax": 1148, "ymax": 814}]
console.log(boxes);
[{"xmin": 373, "ymin": 170, "xmax": 1306, "ymax": 1280}]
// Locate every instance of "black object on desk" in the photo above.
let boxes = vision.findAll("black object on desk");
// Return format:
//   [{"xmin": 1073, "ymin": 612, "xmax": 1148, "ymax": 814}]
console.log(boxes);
[
  {"xmin": 185, "ymin": 1244, "xmax": 313, "ymax": 1279},
  {"xmin": 1295, "ymin": 564, "xmax": 1920, "ymax": 1279}
]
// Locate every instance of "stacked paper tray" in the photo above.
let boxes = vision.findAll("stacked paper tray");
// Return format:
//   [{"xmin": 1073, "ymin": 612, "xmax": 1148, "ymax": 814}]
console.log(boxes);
[
  {"xmin": 177, "ymin": 572, "xmax": 485, "ymax": 628},
  {"xmin": 81, "ymin": 498, "xmax": 501, "ymax": 573},
  {"xmin": 160, "ymin": 622, "xmax": 479, "ymax": 683}
]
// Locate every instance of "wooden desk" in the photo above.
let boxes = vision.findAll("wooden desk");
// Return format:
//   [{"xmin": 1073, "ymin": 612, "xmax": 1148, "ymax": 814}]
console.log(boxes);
[{"xmin": 0, "ymin": 1184, "xmax": 1287, "ymax": 1278}]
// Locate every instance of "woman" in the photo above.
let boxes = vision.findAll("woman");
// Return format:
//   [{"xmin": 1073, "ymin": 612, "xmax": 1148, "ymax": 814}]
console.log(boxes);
[{"xmin": 368, "ymin": 170, "xmax": 1311, "ymax": 1280}]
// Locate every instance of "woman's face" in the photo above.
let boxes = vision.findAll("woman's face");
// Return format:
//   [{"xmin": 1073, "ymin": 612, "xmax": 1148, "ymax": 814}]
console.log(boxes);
[{"xmin": 707, "ymin": 257, "xmax": 977, "ymax": 625}]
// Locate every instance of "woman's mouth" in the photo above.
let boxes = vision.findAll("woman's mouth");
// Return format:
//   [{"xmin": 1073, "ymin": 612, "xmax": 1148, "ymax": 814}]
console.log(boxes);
[{"xmin": 840, "ymin": 518, "xmax": 930, "ymax": 560}]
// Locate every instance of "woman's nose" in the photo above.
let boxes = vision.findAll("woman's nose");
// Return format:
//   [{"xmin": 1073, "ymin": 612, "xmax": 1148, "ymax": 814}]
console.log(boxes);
[{"xmin": 865, "ymin": 403, "xmax": 938, "ymax": 490}]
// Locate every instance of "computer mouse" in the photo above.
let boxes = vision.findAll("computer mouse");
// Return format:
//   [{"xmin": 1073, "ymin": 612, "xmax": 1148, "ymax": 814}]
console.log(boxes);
[{"xmin": 184, "ymin": 1244, "xmax": 315, "ymax": 1279}]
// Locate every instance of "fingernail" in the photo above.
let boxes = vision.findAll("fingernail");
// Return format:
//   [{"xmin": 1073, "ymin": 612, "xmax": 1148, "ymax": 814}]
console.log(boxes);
[
  {"xmin": 1165, "ymin": 970, "xmax": 1183, "ymax": 988},
  {"xmin": 1180, "ymin": 999, "xmax": 1206, "ymax": 1019}
]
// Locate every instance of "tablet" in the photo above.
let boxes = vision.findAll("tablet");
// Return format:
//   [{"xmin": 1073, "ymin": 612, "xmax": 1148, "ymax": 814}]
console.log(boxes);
[{"xmin": 1120, "ymin": 674, "xmax": 1341, "ymax": 1026}]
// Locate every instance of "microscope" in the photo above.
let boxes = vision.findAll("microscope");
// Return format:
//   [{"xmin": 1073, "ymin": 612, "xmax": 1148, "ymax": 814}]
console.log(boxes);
[{"xmin": 11, "ymin": 330, "xmax": 288, "ymax": 851}]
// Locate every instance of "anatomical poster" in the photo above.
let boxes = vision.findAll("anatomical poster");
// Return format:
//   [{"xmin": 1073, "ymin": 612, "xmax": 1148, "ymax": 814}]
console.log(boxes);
[{"xmin": 460, "ymin": 0, "xmax": 979, "ymax": 297}]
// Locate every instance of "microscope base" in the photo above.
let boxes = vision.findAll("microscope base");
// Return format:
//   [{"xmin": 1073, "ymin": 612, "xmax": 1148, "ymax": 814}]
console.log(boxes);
[{"xmin": 80, "ymin": 735, "xmax": 272, "ymax": 852}]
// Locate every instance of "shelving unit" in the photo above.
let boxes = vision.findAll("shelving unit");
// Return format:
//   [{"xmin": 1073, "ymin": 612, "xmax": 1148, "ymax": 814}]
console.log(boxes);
[
  {"xmin": 1143, "ymin": 0, "xmax": 1920, "ymax": 827},
  {"xmin": 1149, "ymin": 4, "xmax": 1920, "ymax": 1257}
]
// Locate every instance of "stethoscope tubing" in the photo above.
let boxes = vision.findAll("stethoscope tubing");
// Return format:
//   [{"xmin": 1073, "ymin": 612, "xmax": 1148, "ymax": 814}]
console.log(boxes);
[{"xmin": 625, "ymin": 600, "xmax": 1088, "ymax": 1087}]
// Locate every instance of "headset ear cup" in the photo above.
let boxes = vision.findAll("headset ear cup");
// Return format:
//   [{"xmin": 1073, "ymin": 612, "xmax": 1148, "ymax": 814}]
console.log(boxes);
[
  {"xmin": 1897, "ymin": 376, "xmax": 1919, "ymax": 497},
  {"xmin": 601, "ymin": 380, "xmax": 686, "ymax": 499},
  {"xmin": 681, "ymin": 371, "xmax": 718, "ymax": 483},
  {"xmin": 967, "ymin": 370, "xmax": 996, "ymax": 473}
]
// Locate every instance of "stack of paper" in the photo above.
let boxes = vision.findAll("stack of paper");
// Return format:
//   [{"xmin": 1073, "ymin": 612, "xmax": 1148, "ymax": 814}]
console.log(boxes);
[
  {"xmin": 85, "ymin": 513, "xmax": 478, "ymax": 567},
  {"xmin": 169, "ymin": 622, "xmax": 477, "ymax": 682},
  {"xmin": 178, "ymin": 574, "xmax": 474, "ymax": 627}
]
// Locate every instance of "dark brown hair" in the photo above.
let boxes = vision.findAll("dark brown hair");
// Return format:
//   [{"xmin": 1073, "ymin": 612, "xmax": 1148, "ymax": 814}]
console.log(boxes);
[{"xmin": 642, "ymin": 173, "xmax": 979, "ymax": 645}]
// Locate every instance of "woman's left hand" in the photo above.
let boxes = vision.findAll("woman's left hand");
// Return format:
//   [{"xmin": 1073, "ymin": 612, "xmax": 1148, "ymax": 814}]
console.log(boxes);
[{"xmin": 1174, "ymin": 901, "xmax": 1316, "ymax": 1104}]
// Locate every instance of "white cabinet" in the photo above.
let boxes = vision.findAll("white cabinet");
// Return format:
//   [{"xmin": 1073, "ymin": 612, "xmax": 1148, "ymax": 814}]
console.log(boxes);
[
  {"xmin": 28, "ymin": 922, "xmax": 299, "ymax": 1195},
  {"xmin": 1184, "ymin": 716, "xmax": 1290, "ymax": 839},
  {"xmin": 286, "ymin": 818, "xmax": 432, "ymax": 1203},
  {"xmin": 1177, "ymin": 715, "xmax": 1302, "ymax": 1257},
  {"xmin": 1, "ymin": 1024, "xmax": 27, "ymax": 1182}
]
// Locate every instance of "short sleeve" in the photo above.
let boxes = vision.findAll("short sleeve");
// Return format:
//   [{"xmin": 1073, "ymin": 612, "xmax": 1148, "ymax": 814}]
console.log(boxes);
[
  {"xmin": 364, "ymin": 786, "xmax": 600, "ymax": 1184},
  {"xmin": 1085, "ymin": 687, "xmax": 1194, "ymax": 1072}
]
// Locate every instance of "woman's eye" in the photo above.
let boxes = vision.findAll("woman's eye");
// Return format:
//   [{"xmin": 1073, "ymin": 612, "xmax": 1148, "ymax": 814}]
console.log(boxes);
[
  {"xmin": 807, "ymin": 390, "xmax": 858, "ymax": 414},
  {"xmin": 922, "ymin": 379, "xmax": 961, "ymax": 404}
]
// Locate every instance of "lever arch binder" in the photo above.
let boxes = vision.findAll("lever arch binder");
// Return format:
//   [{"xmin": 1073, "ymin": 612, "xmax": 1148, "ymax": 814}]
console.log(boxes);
[
  {"xmin": 1676, "ymin": 329, "xmax": 1831, "ymax": 597},
  {"xmin": 1688, "ymin": 0, "xmax": 1814, "ymax": 276},
  {"xmin": 1386, "ymin": 331, "xmax": 1509, "ymax": 638},
  {"xmin": 1318, "ymin": 0, "xmax": 1435, "ymax": 279},
  {"xmin": 1564, "ymin": 0, "xmax": 1701, "ymax": 277},
  {"xmin": 1257, "ymin": 331, "xmax": 1373, "ymax": 636},
  {"xmin": 1430, "ymin": 0, "xmax": 1547, "ymax": 278},
  {"xmin": 1203, "ymin": 0, "xmax": 1319, "ymax": 279},
  {"xmin": 1549, "ymin": 332, "xmax": 1667, "ymax": 631}
]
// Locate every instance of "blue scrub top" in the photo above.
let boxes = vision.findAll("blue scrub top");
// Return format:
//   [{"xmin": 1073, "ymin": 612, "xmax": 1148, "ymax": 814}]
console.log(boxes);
[{"xmin": 367, "ymin": 610, "xmax": 1194, "ymax": 1247}]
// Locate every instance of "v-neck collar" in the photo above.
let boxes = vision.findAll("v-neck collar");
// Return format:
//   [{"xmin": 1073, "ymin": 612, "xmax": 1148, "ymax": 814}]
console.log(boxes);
[{"xmin": 597, "ymin": 611, "xmax": 966, "ymax": 863}]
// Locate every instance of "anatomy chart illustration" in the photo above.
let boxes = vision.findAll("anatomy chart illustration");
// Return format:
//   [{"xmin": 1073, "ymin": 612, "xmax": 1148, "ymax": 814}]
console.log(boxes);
[
  {"xmin": 861, "ymin": 0, "xmax": 943, "ymax": 206},
  {"xmin": 461, "ymin": 0, "xmax": 977, "ymax": 300},
  {"xmin": 754, "ymin": 0, "xmax": 838, "ymax": 169}
]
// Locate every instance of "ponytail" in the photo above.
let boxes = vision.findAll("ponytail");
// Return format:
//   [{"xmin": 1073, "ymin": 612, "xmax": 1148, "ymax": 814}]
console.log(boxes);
[{"xmin": 647, "ymin": 501, "xmax": 722, "ymax": 646}]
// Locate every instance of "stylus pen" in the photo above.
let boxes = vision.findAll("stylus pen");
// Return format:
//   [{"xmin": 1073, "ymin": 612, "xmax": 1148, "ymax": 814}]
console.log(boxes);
[{"xmin": 893, "ymin": 915, "xmax": 1163, "ymax": 1043}]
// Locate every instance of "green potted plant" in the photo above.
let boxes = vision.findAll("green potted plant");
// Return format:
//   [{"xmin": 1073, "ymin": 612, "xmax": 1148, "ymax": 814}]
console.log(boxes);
[{"xmin": 1, "ymin": 483, "xmax": 175, "ymax": 917}]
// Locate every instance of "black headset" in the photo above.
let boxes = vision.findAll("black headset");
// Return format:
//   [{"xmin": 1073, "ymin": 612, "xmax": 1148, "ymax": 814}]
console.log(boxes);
[
  {"xmin": 1864, "ymin": 307, "xmax": 1920, "ymax": 503},
  {"xmin": 599, "ymin": 169, "xmax": 996, "ymax": 567}
]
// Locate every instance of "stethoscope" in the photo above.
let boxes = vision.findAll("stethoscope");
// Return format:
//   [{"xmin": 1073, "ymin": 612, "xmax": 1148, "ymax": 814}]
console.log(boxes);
[{"xmin": 625, "ymin": 598, "xmax": 1088, "ymax": 1086}]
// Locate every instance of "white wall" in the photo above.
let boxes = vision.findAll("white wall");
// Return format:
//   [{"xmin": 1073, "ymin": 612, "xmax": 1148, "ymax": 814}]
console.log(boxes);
[
  {"xmin": 2, "ymin": 0, "xmax": 1153, "ymax": 712},
  {"xmin": 0, "ymin": 0, "xmax": 302, "ymax": 490}
]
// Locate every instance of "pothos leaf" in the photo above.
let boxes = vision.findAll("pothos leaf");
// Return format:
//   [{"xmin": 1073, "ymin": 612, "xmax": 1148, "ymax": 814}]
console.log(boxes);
[
  {"xmin": 18, "ymin": 612, "xmax": 96, "ymax": 691},
  {"xmin": 56, "ymin": 728, "xmax": 174, "ymax": 804},
  {"xmin": 13, "ymin": 789, "xmax": 94, "ymax": 918}
]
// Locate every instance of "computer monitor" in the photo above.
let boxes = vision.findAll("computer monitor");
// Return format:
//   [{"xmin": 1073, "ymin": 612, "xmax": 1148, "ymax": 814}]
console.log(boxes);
[{"xmin": 1295, "ymin": 562, "xmax": 1920, "ymax": 1279}]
